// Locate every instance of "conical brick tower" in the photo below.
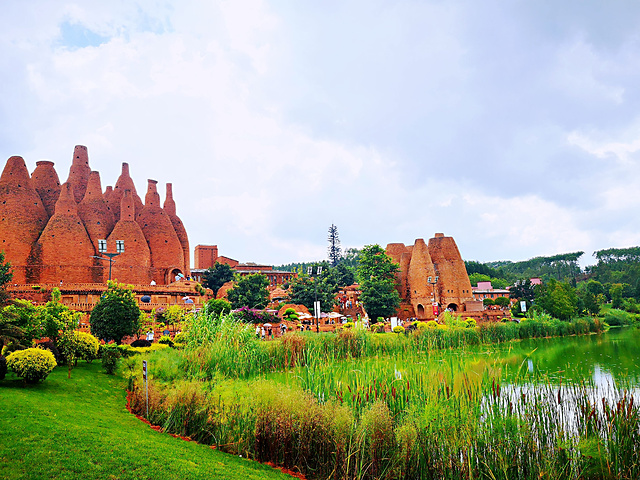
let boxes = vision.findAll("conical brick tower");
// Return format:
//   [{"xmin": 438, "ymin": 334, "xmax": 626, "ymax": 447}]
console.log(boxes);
[
  {"xmin": 428, "ymin": 233, "xmax": 474, "ymax": 312},
  {"xmin": 66, "ymin": 145, "xmax": 92, "ymax": 203},
  {"xmin": 0, "ymin": 156, "xmax": 49, "ymax": 283},
  {"xmin": 33, "ymin": 182, "xmax": 96, "ymax": 284},
  {"xmin": 112, "ymin": 163, "xmax": 143, "ymax": 221},
  {"xmin": 103, "ymin": 185, "xmax": 116, "ymax": 218},
  {"xmin": 78, "ymin": 171, "xmax": 116, "ymax": 264},
  {"xmin": 407, "ymin": 238, "xmax": 438, "ymax": 319},
  {"xmin": 386, "ymin": 243, "xmax": 410, "ymax": 298},
  {"xmin": 107, "ymin": 190, "xmax": 152, "ymax": 284},
  {"xmin": 137, "ymin": 179, "xmax": 184, "ymax": 284},
  {"xmin": 31, "ymin": 160, "xmax": 61, "ymax": 218},
  {"xmin": 163, "ymin": 183, "xmax": 190, "ymax": 275}
]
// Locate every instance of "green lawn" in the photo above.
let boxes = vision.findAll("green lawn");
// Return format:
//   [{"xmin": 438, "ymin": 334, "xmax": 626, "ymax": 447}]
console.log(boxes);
[{"xmin": 0, "ymin": 362, "xmax": 292, "ymax": 480}]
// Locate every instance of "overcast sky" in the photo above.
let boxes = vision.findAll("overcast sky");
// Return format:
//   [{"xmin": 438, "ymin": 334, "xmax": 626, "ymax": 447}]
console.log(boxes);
[{"xmin": 2, "ymin": 0, "xmax": 640, "ymax": 268}]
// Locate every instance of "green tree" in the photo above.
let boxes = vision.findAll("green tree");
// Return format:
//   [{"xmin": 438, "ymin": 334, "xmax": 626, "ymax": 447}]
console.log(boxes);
[
  {"xmin": 287, "ymin": 275, "xmax": 337, "ymax": 313},
  {"xmin": 359, "ymin": 278, "xmax": 400, "ymax": 320},
  {"xmin": 535, "ymin": 279, "xmax": 578, "ymax": 321},
  {"xmin": 342, "ymin": 247, "xmax": 362, "ymax": 269},
  {"xmin": 0, "ymin": 316, "xmax": 26, "ymax": 353},
  {"xmin": 204, "ymin": 298, "xmax": 232, "ymax": 317},
  {"xmin": 227, "ymin": 274, "xmax": 270, "ymax": 309},
  {"xmin": 90, "ymin": 281, "xmax": 141, "ymax": 344},
  {"xmin": 494, "ymin": 296, "xmax": 510, "ymax": 308},
  {"xmin": 281, "ymin": 307, "xmax": 299, "ymax": 322},
  {"xmin": 357, "ymin": 245, "xmax": 400, "ymax": 321},
  {"xmin": 202, "ymin": 262, "xmax": 235, "ymax": 294},
  {"xmin": 2, "ymin": 299, "xmax": 41, "ymax": 344},
  {"xmin": 331, "ymin": 262, "xmax": 356, "ymax": 288},
  {"xmin": 162, "ymin": 305, "xmax": 184, "ymax": 333},
  {"xmin": 610, "ymin": 283, "xmax": 624, "ymax": 309},
  {"xmin": 356, "ymin": 244, "xmax": 399, "ymax": 283},
  {"xmin": 468, "ymin": 273, "xmax": 491, "ymax": 287},
  {"xmin": 510, "ymin": 279, "xmax": 536, "ymax": 303},
  {"xmin": 0, "ymin": 251, "xmax": 12, "ymax": 306},
  {"xmin": 327, "ymin": 224, "xmax": 342, "ymax": 267},
  {"xmin": 37, "ymin": 288, "xmax": 78, "ymax": 344}
]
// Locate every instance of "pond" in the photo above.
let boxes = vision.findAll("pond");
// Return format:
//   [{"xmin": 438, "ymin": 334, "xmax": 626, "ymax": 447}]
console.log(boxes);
[{"xmin": 267, "ymin": 327, "xmax": 640, "ymax": 416}]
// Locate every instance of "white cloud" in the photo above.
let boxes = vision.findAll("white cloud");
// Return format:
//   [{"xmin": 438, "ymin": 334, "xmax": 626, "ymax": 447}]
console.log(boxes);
[{"xmin": 4, "ymin": 0, "xmax": 640, "ymax": 267}]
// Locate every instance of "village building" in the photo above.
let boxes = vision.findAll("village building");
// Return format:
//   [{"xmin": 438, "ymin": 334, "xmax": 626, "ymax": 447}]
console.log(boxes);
[
  {"xmin": 191, "ymin": 244, "xmax": 295, "ymax": 286},
  {"xmin": 472, "ymin": 281, "xmax": 511, "ymax": 302}
]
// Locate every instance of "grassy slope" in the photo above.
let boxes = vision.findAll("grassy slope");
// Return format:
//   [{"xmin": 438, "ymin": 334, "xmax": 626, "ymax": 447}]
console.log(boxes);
[{"xmin": 0, "ymin": 362, "xmax": 291, "ymax": 480}]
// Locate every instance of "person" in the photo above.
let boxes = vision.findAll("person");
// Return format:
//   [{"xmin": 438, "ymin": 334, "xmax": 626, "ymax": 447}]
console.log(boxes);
[
  {"xmin": 256, "ymin": 325, "xmax": 260, "ymax": 338},
  {"xmin": 146, "ymin": 330, "xmax": 154, "ymax": 342},
  {"xmin": 268, "ymin": 327, "xmax": 273, "ymax": 339},
  {"xmin": 261, "ymin": 326, "xmax": 265, "ymax": 340}
]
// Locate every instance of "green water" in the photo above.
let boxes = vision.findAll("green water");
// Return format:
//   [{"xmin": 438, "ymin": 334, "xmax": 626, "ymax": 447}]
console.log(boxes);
[
  {"xmin": 494, "ymin": 327, "xmax": 640, "ymax": 385},
  {"xmin": 269, "ymin": 327, "xmax": 640, "ymax": 396}
]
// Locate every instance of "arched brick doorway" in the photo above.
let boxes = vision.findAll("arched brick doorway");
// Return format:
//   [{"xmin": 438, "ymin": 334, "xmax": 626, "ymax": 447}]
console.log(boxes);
[{"xmin": 417, "ymin": 303, "xmax": 425, "ymax": 317}]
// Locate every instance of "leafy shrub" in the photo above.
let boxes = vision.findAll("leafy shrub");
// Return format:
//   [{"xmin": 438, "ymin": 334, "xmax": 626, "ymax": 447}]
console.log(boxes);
[
  {"xmin": 76, "ymin": 332, "xmax": 100, "ymax": 361},
  {"xmin": 101, "ymin": 346, "xmax": 121, "ymax": 375},
  {"xmin": 426, "ymin": 320, "xmax": 438, "ymax": 328},
  {"xmin": 464, "ymin": 318, "xmax": 477, "ymax": 328},
  {"xmin": 158, "ymin": 335, "xmax": 174, "ymax": 346},
  {"xmin": 131, "ymin": 339, "xmax": 152, "ymax": 348},
  {"xmin": 7, "ymin": 348, "xmax": 57, "ymax": 383},
  {"xmin": 205, "ymin": 298, "xmax": 232, "ymax": 317},
  {"xmin": 371, "ymin": 323, "xmax": 385, "ymax": 333},
  {"xmin": 36, "ymin": 340, "xmax": 63, "ymax": 364},
  {"xmin": 0, "ymin": 354, "xmax": 6, "ymax": 380},
  {"xmin": 392, "ymin": 325, "xmax": 405, "ymax": 334},
  {"xmin": 232, "ymin": 307, "xmax": 276, "ymax": 324},
  {"xmin": 173, "ymin": 332, "xmax": 185, "ymax": 343},
  {"xmin": 57, "ymin": 331, "xmax": 100, "ymax": 363},
  {"xmin": 416, "ymin": 321, "xmax": 428, "ymax": 330},
  {"xmin": 343, "ymin": 322, "xmax": 355, "ymax": 329},
  {"xmin": 603, "ymin": 309, "xmax": 635, "ymax": 326}
]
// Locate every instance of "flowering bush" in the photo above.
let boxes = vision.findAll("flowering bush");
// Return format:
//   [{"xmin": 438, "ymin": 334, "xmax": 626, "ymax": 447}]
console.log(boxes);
[
  {"xmin": 7, "ymin": 348, "xmax": 57, "ymax": 383},
  {"xmin": 232, "ymin": 307, "xmax": 277, "ymax": 324},
  {"xmin": 392, "ymin": 325, "xmax": 405, "ymax": 334}
]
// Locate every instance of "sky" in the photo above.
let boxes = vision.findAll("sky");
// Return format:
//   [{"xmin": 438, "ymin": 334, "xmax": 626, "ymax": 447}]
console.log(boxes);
[{"xmin": 2, "ymin": 0, "xmax": 640, "ymax": 268}]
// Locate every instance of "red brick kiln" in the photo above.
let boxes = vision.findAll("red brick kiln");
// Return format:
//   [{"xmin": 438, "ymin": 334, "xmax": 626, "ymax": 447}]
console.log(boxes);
[
  {"xmin": 0, "ymin": 146, "xmax": 189, "ymax": 286},
  {"xmin": 386, "ymin": 234, "xmax": 479, "ymax": 320}
]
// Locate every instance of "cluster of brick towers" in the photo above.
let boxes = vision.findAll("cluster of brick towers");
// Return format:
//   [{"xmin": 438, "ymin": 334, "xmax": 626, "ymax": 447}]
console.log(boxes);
[
  {"xmin": 0, "ymin": 146, "xmax": 189, "ymax": 285},
  {"xmin": 386, "ymin": 234, "xmax": 476, "ymax": 320}
]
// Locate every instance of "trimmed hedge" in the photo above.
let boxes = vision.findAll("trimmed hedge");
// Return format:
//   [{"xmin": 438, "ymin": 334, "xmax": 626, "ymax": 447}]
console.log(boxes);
[{"xmin": 7, "ymin": 348, "xmax": 57, "ymax": 383}]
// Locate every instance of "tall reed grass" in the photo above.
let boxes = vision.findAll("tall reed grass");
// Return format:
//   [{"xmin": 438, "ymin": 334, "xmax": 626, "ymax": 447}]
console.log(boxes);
[
  {"xmin": 129, "ymin": 346, "xmax": 639, "ymax": 480},
  {"xmin": 124, "ymin": 310, "xmax": 628, "ymax": 479}
]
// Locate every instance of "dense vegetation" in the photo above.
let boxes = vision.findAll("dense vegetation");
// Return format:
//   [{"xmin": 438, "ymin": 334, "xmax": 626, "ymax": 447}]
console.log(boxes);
[{"xmin": 120, "ymin": 306, "xmax": 640, "ymax": 480}]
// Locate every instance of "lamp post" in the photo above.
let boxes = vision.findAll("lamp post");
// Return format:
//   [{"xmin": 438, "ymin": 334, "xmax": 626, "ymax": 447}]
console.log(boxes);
[
  {"xmin": 92, "ymin": 240, "xmax": 124, "ymax": 282},
  {"xmin": 307, "ymin": 265, "xmax": 322, "ymax": 333}
]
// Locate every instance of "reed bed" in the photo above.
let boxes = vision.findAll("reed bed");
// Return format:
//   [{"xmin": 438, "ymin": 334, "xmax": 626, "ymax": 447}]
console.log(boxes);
[{"xmin": 126, "ymin": 310, "xmax": 637, "ymax": 479}]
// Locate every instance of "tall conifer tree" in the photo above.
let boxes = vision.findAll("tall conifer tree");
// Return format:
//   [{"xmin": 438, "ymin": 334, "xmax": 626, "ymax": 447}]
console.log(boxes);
[{"xmin": 327, "ymin": 224, "xmax": 342, "ymax": 267}]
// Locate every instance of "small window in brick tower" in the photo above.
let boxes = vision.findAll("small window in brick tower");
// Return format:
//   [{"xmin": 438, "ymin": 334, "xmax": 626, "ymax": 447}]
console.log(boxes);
[
  {"xmin": 116, "ymin": 240, "xmax": 125, "ymax": 253},
  {"xmin": 98, "ymin": 239, "xmax": 107, "ymax": 253}
]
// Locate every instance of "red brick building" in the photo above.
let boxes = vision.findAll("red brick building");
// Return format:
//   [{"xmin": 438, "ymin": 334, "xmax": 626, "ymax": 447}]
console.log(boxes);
[
  {"xmin": 191, "ymin": 244, "xmax": 295, "ymax": 286},
  {"xmin": 0, "ymin": 146, "xmax": 189, "ymax": 286}
]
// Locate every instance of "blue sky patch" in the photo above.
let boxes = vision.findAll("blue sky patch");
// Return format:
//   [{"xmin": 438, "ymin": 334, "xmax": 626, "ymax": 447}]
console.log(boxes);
[{"xmin": 58, "ymin": 21, "xmax": 109, "ymax": 49}]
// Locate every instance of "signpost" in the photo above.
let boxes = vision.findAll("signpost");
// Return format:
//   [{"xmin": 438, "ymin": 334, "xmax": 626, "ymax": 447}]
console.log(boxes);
[{"xmin": 143, "ymin": 360, "xmax": 148, "ymax": 418}]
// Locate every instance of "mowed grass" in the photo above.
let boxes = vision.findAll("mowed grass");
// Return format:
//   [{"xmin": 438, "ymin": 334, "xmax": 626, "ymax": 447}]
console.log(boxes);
[{"xmin": 0, "ymin": 362, "xmax": 292, "ymax": 480}]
